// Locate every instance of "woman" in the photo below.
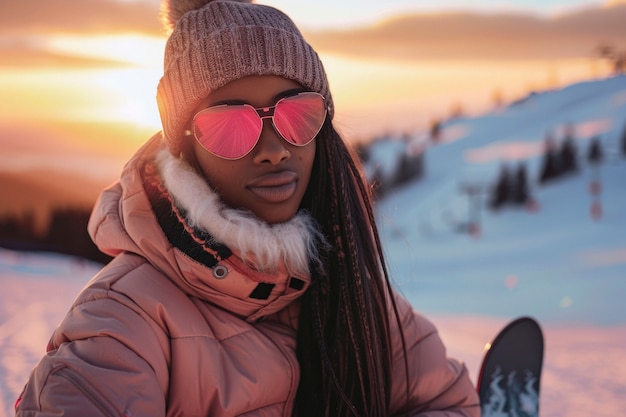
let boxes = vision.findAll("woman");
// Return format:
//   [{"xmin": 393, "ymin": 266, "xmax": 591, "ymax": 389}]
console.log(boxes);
[{"xmin": 15, "ymin": 1, "xmax": 480, "ymax": 416}]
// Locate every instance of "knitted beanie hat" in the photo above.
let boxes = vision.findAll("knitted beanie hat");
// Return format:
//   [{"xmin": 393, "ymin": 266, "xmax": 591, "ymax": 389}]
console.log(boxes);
[{"xmin": 157, "ymin": 0, "xmax": 334, "ymax": 155}]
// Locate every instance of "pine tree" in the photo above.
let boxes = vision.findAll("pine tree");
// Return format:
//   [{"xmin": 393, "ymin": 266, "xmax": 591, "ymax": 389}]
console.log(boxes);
[
  {"xmin": 587, "ymin": 136, "xmax": 604, "ymax": 165},
  {"xmin": 560, "ymin": 137, "xmax": 578, "ymax": 174},
  {"xmin": 511, "ymin": 163, "xmax": 530, "ymax": 205},
  {"xmin": 538, "ymin": 133, "xmax": 561, "ymax": 184},
  {"xmin": 621, "ymin": 122, "xmax": 626, "ymax": 158},
  {"xmin": 392, "ymin": 151, "xmax": 424, "ymax": 186},
  {"xmin": 489, "ymin": 164, "xmax": 512, "ymax": 210},
  {"xmin": 430, "ymin": 119, "xmax": 442, "ymax": 142}
]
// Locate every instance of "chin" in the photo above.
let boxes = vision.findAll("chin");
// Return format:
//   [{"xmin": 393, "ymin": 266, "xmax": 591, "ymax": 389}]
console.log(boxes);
[
  {"xmin": 263, "ymin": 214, "xmax": 294, "ymax": 225},
  {"xmin": 259, "ymin": 208, "xmax": 298, "ymax": 225}
]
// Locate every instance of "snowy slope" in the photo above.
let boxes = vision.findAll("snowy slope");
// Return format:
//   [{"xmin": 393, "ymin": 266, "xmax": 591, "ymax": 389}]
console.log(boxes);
[
  {"xmin": 374, "ymin": 76, "xmax": 626, "ymax": 325},
  {"xmin": 2, "ymin": 76, "xmax": 626, "ymax": 416}
]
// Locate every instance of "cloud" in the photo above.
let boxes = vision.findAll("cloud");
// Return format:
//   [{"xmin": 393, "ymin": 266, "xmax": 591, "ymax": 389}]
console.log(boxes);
[
  {"xmin": 0, "ymin": 0, "xmax": 162, "ymax": 67},
  {"xmin": 2, "ymin": 1, "xmax": 626, "ymax": 63},
  {"xmin": 0, "ymin": 39, "xmax": 129, "ymax": 67},
  {"xmin": 305, "ymin": 4, "xmax": 626, "ymax": 61},
  {"xmin": 0, "ymin": 0, "xmax": 162, "ymax": 36}
]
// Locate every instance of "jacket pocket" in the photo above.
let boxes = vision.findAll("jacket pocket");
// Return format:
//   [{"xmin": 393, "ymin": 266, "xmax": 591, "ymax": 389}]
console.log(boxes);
[{"xmin": 53, "ymin": 366, "xmax": 121, "ymax": 417}]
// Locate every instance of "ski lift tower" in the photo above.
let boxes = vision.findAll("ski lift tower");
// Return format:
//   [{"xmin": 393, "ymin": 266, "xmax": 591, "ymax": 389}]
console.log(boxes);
[{"xmin": 459, "ymin": 180, "xmax": 488, "ymax": 238}]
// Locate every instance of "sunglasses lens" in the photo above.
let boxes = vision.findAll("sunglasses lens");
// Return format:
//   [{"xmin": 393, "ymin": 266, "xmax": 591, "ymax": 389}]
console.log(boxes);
[
  {"xmin": 273, "ymin": 93, "xmax": 326, "ymax": 146},
  {"xmin": 193, "ymin": 105, "xmax": 262, "ymax": 159}
]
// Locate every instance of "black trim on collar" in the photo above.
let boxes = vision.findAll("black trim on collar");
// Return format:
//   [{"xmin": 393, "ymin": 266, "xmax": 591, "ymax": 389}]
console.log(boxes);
[
  {"xmin": 143, "ymin": 162, "xmax": 232, "ymax": 267},
  {"xmin": 289, "ymin": 277, "xmax": 305, "ymax": 291},
  {"xmin": 249, "ymin": 283, "xmax": 276, "ymax": 300}
]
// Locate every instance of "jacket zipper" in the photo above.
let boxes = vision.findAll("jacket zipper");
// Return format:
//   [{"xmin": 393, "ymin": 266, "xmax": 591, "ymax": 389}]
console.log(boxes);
[{"xmin": 55, "ymin": 367, "xmax": 120, "ymax": 417}]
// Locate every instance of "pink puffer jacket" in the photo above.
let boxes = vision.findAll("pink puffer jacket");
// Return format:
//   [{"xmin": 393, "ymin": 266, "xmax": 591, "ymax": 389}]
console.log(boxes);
[{"xmin": 15, "ymin": 136, "xmax": 480, "ymax": 417}]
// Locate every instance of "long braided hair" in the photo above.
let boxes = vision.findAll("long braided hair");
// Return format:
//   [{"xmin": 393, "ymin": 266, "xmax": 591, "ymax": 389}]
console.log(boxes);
[{"xmin": 295, "ymin": 118, "xmax": 408, "ymax": 416}]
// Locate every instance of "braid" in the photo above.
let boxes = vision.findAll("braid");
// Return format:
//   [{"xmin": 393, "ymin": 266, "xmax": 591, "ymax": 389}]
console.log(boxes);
[{"xmin": 295, "ymin": 119, "xmax": 405, "ymax": 417}]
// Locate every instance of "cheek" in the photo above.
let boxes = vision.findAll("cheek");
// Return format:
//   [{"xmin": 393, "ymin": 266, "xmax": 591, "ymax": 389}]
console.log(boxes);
[
  {"xmin": 192, "ymin": 145, "xmax": 236, "ymax": 187},
  {"xmin": 201, "ymin": 160, "xmax": 236, "ymax": 186},
  {"xmin": 303, "ymin": 143, "xmax": 317, "ymax": 175},
  {"xmin": 297, "ymin": 149, "xmax": 317, "ymax": 195}
]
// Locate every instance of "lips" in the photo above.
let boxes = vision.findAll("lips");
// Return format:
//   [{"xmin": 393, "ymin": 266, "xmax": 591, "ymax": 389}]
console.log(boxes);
[{"xmin": 247, "ymin": 171, "xmax": 298, "ymax": 203}]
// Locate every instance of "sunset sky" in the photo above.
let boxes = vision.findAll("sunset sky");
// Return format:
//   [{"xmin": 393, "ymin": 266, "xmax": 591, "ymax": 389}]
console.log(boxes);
[
  {"xmin": 1, "ymin": 0, "xmax": 626, "ymax": 175},
  {"xmin": 262, "ymin": 0, "xmax": 624, "ymax": 28}
]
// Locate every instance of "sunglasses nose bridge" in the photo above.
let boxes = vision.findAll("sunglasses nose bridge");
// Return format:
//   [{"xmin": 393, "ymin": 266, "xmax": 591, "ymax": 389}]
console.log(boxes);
[
  {"xmin": 255, "ymin": 106, "xmax": 282, "ymax": 140},
  {"xmin": 255, "ymin": 105, "xmax": 275, "ymax": 119}
]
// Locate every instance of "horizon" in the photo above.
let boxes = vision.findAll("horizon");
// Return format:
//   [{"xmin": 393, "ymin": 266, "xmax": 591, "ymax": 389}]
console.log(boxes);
[{"xmin": 1, "ymin": 0, "xmax": 625, "ymax": 169}]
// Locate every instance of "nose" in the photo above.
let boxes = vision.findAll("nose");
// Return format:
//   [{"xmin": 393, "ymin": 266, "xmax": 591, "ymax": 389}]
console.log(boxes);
[{"xmin": 252, "ymin": 119, "xmax": 290, "ymax": 165}]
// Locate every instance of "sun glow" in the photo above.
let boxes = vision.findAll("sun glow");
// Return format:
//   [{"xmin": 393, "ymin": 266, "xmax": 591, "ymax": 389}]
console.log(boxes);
[
  {"xmin": 0, "ymin": 67, "xmax": 163, "ymax": 129},
  {"xmin": 320, "ymin": 54, "xmax": 602, "ymax": 140},
  {"xmin": 47, "ymin": 34, "xmax": 166, "ymax": 68},
  {"xmin": 46, "ymin": 34, "xmax": 166, "ymax": 128},
  {"xmin": 0, "ymin": 34, "xmax": 166, "ymax": 133}
]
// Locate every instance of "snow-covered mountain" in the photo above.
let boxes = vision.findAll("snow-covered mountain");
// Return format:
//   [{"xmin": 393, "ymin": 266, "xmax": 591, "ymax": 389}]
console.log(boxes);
[{"xmin": 369, "ymin": 76, "xmax": 626, "ymax": 325}]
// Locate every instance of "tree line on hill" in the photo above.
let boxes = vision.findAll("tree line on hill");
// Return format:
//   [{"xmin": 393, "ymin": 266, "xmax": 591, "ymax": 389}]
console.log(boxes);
[
  {"xmin": 487, "ymin": 121, "xmax": 626, "ymax": 211},
  {"xmin": 356, "ymin": 134, "xmax": 426, "ymax": 199},
  {"xmin": 0, "ymin": 209, "xmax": 112, "ymax": 264},
  {"xmin": 353, "ymin": 114, "xmax": 626, "ymax": 219}
]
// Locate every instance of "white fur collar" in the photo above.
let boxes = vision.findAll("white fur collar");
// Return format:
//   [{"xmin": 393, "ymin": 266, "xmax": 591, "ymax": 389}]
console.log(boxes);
[{"xmin": 155, "ymin": 149, "xmax": 322, "ymax": 277}]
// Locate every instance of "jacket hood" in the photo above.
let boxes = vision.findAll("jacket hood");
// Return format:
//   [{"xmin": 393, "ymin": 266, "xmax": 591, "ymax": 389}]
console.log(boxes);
[{"xmin": 88, "ymin": 134, "xmax": 320, "ymax": 321}]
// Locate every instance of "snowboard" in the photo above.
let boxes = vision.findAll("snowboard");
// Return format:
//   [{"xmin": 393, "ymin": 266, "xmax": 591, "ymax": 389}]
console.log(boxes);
[{"xmin": 477, "ymin": 316, "xmax": 544, "ymax": 417}]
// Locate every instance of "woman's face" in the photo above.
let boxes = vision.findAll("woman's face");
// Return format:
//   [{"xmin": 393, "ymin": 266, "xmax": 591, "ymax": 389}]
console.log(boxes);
[{"xmin": 189, "ymin": 75, "xmax": 317, "ymax": 224}]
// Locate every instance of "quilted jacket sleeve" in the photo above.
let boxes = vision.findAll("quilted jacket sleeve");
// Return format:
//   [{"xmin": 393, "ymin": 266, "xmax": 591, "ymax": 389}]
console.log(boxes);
[
  {"xmin": 15, "ymin": 295, "xmax": 169, "ymax": 417},
  {"xmin": 389, "ymin": 292, "xmax": 481, "ymax": 417}
]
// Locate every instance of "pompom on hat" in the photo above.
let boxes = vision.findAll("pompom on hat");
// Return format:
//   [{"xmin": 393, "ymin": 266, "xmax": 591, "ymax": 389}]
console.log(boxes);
[{"xmin": 157, "ymin": 0, "xmax": 334, "ymax": 155}]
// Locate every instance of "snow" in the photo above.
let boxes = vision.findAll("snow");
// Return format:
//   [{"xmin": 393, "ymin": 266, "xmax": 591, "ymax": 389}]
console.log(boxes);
[{"xmin": 2, "ymin": 76, "xmax": 626, "ymax": 416}]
